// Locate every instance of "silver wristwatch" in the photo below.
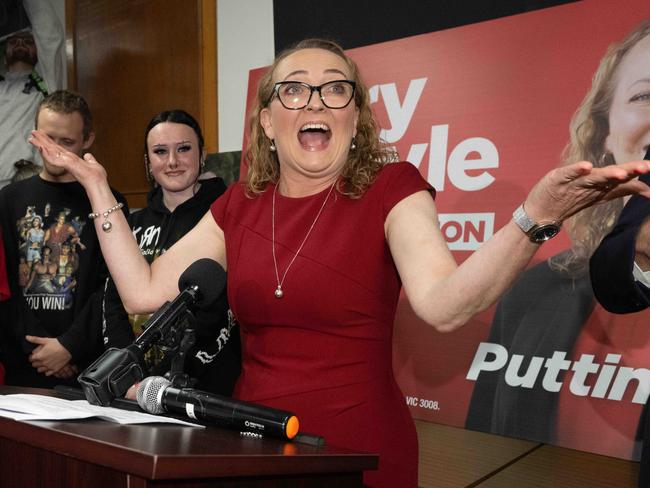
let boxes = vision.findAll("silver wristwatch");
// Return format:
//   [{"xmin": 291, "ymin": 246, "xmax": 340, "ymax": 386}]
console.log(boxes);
[{"xmin": 512, "ymin": 204, "xmax": 562, "ymax": 243}]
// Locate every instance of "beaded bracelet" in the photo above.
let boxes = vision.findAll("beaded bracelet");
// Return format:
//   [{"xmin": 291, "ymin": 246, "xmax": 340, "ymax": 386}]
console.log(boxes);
[{"xmin": 88, "ymin": 202, "xmax": 124, "ymax": 233}]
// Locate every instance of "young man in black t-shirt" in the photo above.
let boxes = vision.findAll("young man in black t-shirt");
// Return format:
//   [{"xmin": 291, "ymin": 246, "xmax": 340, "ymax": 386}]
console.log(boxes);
[{"xmin": 0, "ymin": 90, "xmax": 127, "ymax": 387}]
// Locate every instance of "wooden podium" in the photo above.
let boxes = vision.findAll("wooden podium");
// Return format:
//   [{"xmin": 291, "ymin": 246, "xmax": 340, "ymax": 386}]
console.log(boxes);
[{"xmin": 0, "ymin": 386, "xmax": 377, "ymax": 487}]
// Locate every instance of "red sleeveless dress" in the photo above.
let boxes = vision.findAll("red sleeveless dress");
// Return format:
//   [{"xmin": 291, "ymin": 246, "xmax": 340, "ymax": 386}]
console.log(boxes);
[{"xmin": 211, "ymin": 162, "xmax": 433, "ymax": 487}]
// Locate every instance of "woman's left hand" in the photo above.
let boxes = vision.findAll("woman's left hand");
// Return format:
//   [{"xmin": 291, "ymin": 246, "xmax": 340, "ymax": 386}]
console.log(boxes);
[{"xmin": 523, "ymin": 160, "xmax": 650, "ymax": 222}]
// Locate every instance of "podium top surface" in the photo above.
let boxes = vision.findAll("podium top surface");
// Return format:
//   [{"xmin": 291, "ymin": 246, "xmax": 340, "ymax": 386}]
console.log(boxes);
[{"xmin": 0, "ymin": 385, "xmax": 377, "ymax": 480}]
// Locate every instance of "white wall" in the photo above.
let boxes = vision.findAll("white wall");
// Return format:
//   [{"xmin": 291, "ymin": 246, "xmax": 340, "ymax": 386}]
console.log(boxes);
[
  {"xmin": 216, "ymin": 0, "xmax": 274, "ymax": 153},
  {"xmin": 54, "ymin": 0, "xmax": 67, "ymax": 87}
]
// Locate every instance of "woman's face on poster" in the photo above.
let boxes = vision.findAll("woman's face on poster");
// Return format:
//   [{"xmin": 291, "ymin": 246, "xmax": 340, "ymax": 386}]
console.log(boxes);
[{"xmin": 606, "ymin": 34, "xmax": 650, "ymax": 164}]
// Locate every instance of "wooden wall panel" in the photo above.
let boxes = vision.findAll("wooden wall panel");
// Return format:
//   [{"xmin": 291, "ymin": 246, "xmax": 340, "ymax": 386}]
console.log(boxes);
[
  {"xmin": 200, "ymin": 0, "xmax": 218, "ymax": 154},
  {"xmin": 71, "ymin": 0, "xmax": 215, "ymax": 208}
]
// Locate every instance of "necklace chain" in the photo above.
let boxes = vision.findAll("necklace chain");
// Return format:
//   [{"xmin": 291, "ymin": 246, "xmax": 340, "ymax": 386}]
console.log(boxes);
[{"xmin": 272, "ymin": 181, "xmax": 336, "ymax": 298}]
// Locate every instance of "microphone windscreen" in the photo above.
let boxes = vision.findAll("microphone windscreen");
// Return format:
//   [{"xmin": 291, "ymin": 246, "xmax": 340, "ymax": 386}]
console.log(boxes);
[
  {"xmin": 177, "ymin": 258, "xmax": 226, "ymax": 308},
  {"xmin": 136, "ymin": 376, "xmax": 171, "ymax": 414}
]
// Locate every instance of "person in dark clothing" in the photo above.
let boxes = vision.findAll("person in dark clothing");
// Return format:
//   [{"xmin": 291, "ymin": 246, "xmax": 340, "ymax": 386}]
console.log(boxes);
[
  {"xmin": 467, "ymin": 21, "xmax": 650, "ymax": 466},
  {"xmin": 102, "ymin": 109, "xmax": 241, "ymax": 396},
  {"xmin": 588, "ymin": 23, "xmax": 650, "ymax": 486},
  {"xmin": 0, "ymin": 90, "xmax": 127, "ymax": 387}
]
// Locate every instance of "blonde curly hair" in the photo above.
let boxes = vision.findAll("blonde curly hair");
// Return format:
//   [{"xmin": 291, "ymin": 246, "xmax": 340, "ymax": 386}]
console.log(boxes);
[
  {"xmin": 550, "ymin": 20, "xmax": 650, "ymax": 277},
  {"xmin": 245, "ymin": 39, "xmax": 396, "ymax": 198}
]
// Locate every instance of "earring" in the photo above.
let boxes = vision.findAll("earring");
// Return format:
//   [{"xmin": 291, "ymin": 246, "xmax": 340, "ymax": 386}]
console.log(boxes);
[
  {"xmin": 200, "ymin": 157, "xmax": 205, "ymax": 171},
  {"xmin": 144, "ymin": 155, "xmax": 152, "ymax": 181},
  {"xmin": 270, "ymin": 139, "xmax": 276, "ymax": 152},
  {"xmin": 144, "ymin": 154, "xmax": 157, "ymax": 187},
  {"xmin": 350, "ymin": 138, "xmax": 356, "ymax": 150}
]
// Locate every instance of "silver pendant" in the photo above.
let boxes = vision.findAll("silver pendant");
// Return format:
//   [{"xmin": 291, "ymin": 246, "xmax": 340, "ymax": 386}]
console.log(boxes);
[
  {"xmin": 274, "ymin": 286, "xmax": 284, "ymax": 298},
  {"xmin": 101, "ymin": 220, "xmax": 113, "ymax": 233}
]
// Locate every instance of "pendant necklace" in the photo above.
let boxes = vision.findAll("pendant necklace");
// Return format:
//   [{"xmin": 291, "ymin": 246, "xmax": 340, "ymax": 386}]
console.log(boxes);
[{"xmin": 272, "ymin": 180, "xmax": 336, "ymax": 298}]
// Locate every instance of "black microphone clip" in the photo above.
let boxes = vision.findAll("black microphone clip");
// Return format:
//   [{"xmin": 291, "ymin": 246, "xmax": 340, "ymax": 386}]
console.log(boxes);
[
  {"xmin": 79, "ymin": 290, "xmax": 197, "ymax": 406},
  {"xmin": 77, "ymin": 345, "xmax": 145, "ymax": 407},
  {"xmin": 79, "ymin": 259, "xmax": 226, "ymax": 406}
]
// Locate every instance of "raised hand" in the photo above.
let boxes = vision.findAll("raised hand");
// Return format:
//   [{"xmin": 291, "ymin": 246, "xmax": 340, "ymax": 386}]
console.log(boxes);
[
  {"xmin": 28, "ymin": 129, "xmax": 107, "ymax": 186},
  {"xmin": 523, "ymin": 160, "xmax": 650, "ymax": 223}
]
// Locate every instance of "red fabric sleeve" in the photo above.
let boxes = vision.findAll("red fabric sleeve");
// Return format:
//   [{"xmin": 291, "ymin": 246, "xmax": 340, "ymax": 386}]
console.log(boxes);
[
  {"xmin": 381, "ymin": 161, "xmax": 435, "ymax": 220},
  {"xmin": 210, "ymin": 182, "xmax": 241, "ymax": 229},
  {"xmin": 0, "ymin": 228, "xmax": 10, "ymax": 301}
]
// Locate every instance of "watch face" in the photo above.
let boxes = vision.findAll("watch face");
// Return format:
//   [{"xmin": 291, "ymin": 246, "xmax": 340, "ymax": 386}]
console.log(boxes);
[{"xmin": 531, "ymin": 224, "xmax": 561, "ymax": 242}]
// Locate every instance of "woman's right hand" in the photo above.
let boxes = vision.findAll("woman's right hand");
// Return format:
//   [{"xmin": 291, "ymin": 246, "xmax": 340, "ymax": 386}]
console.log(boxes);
[{"xmin": 29, "ymin": 129, "xmax": 108, "ymax": 188}]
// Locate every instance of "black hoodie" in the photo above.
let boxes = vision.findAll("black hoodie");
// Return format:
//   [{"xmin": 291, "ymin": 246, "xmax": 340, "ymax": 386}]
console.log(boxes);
[{"xmin": 102, "ymin": 177, "xmax": 241, "ymax": 395}]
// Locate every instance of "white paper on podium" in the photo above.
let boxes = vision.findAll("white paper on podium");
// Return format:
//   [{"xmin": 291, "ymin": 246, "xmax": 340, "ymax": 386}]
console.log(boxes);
[{"xmin": 0, "ymin": 394, "xmax": 203, "ymax": 427}]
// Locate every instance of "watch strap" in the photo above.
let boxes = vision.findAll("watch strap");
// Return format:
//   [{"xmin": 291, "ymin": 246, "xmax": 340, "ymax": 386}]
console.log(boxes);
[{"xmin": 512, "ymin": 203, "xmax": 562, "ymax": 243}]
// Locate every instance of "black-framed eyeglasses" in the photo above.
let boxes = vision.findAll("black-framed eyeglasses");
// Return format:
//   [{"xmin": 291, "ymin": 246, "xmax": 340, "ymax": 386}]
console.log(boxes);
[
  {"xmin": 7, "ymin": 35, "xmax": 35, "ymax": 47},
  {"xmin": 267, "ymin": 80, "xmax": 356, "ymax": 110}
]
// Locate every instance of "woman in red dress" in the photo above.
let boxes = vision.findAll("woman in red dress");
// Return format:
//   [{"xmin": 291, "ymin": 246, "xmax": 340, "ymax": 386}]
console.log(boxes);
[{"xmin": 30, "ymin": 39, "xmax": 650, "ymax": 487}]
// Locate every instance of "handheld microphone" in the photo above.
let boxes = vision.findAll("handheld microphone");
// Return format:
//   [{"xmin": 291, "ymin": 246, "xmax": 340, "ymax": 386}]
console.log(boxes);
[
  {"xmin": 79, "ymin": 259, "xmax": 226, "ymax": 406},
  {"xmin": 136, "ymin": 376, "xmax": 300, "ymax": 441}
]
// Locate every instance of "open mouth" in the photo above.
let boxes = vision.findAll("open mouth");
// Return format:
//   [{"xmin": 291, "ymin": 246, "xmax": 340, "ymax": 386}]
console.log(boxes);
[{"xmin": 298, "ymin": 122, "xmax": 331, "ymax": 151}]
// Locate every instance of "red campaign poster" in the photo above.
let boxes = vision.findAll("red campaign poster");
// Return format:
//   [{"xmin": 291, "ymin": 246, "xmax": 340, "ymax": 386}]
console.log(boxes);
[{"xmin": 244, "ymin": 0, "xmax": 650, "ymax": 460}]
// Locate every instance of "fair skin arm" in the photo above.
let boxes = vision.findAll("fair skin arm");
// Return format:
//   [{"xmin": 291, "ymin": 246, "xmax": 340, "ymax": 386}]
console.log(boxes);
[
  {"xmin": 31, "ymin": 130, "xmax": 650, "ymax": 330},
  {"xmin": 103, "ymin": 209, "xmax": 226, "ymax": 313},
  {"xmin": 29, "ymin": 130, "xmax": 226, "ymax": 314},
  {"xmin": 388, "ymin": 161, "xmax": 650, "ymax": 332}
]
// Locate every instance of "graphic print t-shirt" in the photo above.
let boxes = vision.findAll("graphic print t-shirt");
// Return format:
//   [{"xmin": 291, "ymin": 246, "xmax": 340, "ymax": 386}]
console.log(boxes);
[
  {"xmin": 19, "ymin": 204, "xmax": 84, "ymax": 320},
  {"xmin": 0, "ymin": 177, "xmax": 102, "ymax": 337}
]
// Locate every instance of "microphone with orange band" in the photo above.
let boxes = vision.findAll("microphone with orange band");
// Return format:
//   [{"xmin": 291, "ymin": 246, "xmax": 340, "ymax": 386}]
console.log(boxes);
[{"xmin": 136, "ymin": 376, "xmax": 300, "ymax": 441}]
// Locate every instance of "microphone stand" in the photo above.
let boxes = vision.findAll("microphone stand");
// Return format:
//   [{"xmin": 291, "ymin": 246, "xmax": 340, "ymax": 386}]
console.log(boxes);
[
  {"xmin": 79, "ymin": 287, "xmax": 200, "ymax": 406},
  {"xmin": 166, "ymin": 327, "xmax": 197, "ymax": 389}
]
